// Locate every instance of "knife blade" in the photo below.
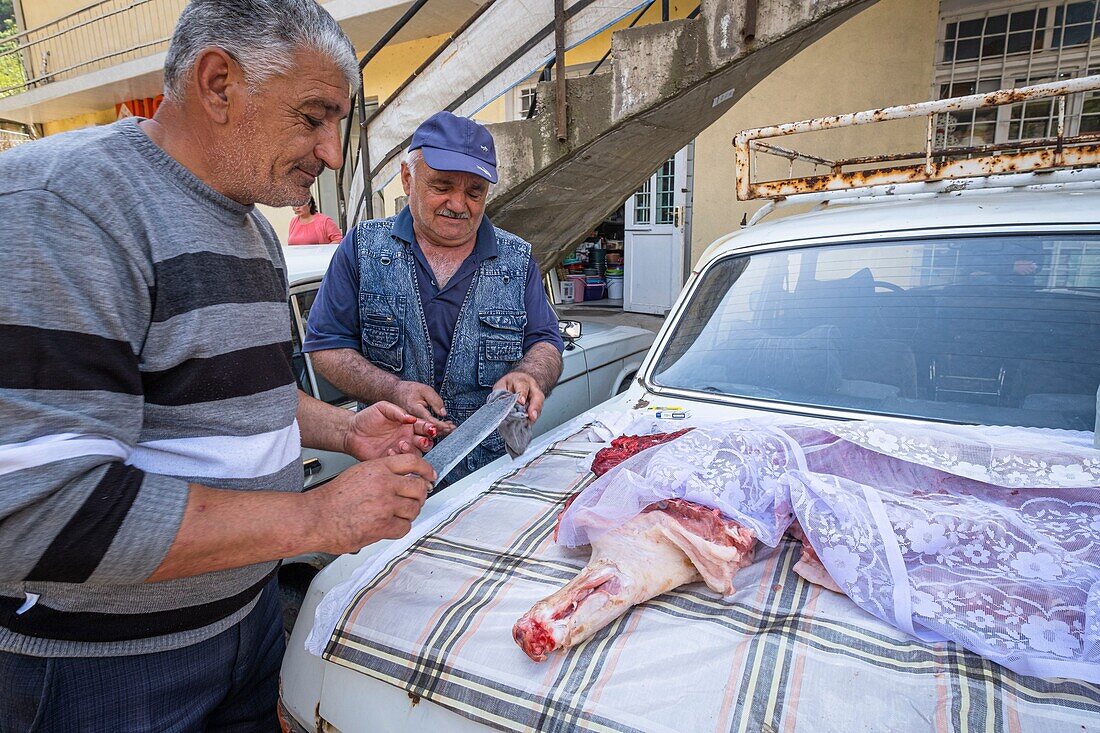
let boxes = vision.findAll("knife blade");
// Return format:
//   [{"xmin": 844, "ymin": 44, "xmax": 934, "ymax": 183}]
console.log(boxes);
[{"xmin": 424, "ymin": 391, "xmax": 518, "ymax": 484}]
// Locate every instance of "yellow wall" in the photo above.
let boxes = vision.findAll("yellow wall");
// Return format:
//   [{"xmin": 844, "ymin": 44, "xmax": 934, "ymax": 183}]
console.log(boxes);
[
  {"xmin": 42, "ymin": 108, "xmax": 117, "ymax": 136},
  {"xmin": 18, "ymin": 0, "xmax": 181, "ymax": 40},
  {"xmin": 564, "ymin": 1, "xmax": 695, "ymax": 66},
  {"xmin": 16, "ymin": 0, "xmax": 184, "ymax": 87},
  {"xmin": 360, "ymin": 34, "xmax": 442, "ymax": 108},
  {"xmin": 17, "ymin": 0, "xmax": 85, "ymax": 28},
  {"xmin": 690, "ymin": 0, "xmax": 938, "ymax": 265}
]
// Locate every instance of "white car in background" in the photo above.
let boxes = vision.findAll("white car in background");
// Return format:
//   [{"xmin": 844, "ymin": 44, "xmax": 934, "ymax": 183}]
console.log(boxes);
[{"xmin": 280, "ymin": 244, "xmax": 655, "ymax": 626}]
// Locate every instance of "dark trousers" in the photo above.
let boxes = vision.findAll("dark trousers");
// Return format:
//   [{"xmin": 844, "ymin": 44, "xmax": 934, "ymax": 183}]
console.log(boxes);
[{"xmin": 0, "ymin": 578, "xmax": 284, "ymax": 733}]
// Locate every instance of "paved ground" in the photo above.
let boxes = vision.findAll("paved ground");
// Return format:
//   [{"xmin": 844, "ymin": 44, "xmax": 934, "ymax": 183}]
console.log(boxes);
[{"xmin": 557, "ymin": 302, "xmax": 665, "ymax": 333}]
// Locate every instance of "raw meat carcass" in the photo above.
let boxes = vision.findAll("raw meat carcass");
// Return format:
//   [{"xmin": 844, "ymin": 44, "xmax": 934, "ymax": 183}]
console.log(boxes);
[
  {"xmin": 787, "ymin": 522, "xmax": 842, "ymax": 593},
  {"xmin": 590, "ymin": 429, "xmax": 694, "ymax": 477},
  {"xmin": 513, "ymin": 499, "xmax": 756, "ymax": 661}
]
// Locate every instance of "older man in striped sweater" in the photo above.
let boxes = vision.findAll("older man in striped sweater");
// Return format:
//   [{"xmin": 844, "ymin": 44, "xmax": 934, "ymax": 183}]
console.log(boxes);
[{"xmin": 0, "ymin": 1, "xmax": 436, "ymax": 730}]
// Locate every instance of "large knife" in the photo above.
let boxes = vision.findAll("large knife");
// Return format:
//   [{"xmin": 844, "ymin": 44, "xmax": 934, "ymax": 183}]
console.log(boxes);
[{"xmin": 425, "ymin": 390, "xmax": 518, "ymax": 484}]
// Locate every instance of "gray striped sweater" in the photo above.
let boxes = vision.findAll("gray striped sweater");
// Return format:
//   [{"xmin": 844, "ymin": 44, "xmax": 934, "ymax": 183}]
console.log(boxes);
[{"xmin": 0, "ymin": 118, "xmax": 303, "ymax": 657}]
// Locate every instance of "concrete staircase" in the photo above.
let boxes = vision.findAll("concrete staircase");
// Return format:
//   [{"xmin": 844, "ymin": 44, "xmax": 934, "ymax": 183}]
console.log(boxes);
[{"xmin": 370, "ymin": 0, "xmax": 878, "ymax": 269}]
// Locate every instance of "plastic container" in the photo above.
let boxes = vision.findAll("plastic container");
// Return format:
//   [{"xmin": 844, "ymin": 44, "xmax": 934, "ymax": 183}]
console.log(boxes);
[
  {"xmin": 567, "ymin": 274, "xmax": 587, "ymax": 303},
  {"xmin": 585, "ymin": 283, "xmax": 605, "ymax": 300},
  {"xmin": 606, "ymin": 275, "xmax": 624, "ymax": 300},
  {"xmin": 584, "ymin": 274, "xmax": 605, "ymax": 301},
  {"xmin": 589, "ymin": 248, "xmax": 606, "ymax": 273}
]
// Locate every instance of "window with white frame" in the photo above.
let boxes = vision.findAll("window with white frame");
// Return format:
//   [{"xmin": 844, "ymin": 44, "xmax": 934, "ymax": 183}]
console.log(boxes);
[
  {"xmin": 633, "ymin": 179, "xmax": 652, "ymax": 225},
  {"xmin": 655, "ymin": 157, "xmax": 677, "ymax": 225},
  {"xmin": 936, "ymin": 0, "xmax": 1099, "ymax": 147},
  {"xmin": 518, "ymin": 87, "xmax": 537, "ymax": 118}
]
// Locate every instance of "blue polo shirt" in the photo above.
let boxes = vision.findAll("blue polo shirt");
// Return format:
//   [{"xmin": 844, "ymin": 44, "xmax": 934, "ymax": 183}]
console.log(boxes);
[{"xmin": 303, "ymin": 207, "xmax": 564, "ymax": 390}]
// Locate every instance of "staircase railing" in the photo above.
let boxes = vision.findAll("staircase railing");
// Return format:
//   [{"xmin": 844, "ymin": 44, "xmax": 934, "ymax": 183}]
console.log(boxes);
[
  {"xmin": 341, "ymin": 0, "xmax": 658, "ymax": 226},
  {"xmin": 338, "ymin": 0, "xmax": 510, "ymax": 227},
  {"xmin": 0, "ymin": 0, "xmax": 186, "ymax": 98}
]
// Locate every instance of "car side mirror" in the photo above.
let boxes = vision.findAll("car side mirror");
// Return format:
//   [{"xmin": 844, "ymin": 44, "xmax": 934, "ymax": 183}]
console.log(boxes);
[{"xmin": 558, "ymin": 319, "xmax": 582, "ymax": 341}]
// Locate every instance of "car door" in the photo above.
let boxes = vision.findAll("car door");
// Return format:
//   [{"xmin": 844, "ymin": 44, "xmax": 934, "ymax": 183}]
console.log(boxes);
[{"xmin": 289, "ymin": 282, "xmax": 357, "ymax": 489}]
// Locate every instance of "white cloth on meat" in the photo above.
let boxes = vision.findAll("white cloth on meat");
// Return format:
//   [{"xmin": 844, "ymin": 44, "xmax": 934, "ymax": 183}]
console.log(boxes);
[{"xmin": 557, "ymin": 418, "xmax": 1100, "ymax": 682}]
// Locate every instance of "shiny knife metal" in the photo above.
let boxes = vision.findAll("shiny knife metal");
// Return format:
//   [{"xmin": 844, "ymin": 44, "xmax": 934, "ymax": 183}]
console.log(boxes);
[{"xmin": 425, "ymin": 391, "xmax": 518, "ymax": 484}]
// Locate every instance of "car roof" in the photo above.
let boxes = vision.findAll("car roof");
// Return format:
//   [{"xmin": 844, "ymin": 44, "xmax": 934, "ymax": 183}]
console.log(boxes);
[
  {"xmin": 696, "ymin": 188, "xmax": 1100, "ymax": 270},
  {"xmin": 283, "ymin": 243, "xmax": 340, "ymax": 285}
]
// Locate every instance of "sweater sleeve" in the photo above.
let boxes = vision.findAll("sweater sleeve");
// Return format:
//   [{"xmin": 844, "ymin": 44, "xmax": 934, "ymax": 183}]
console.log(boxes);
[{"xmin": 0, "ymin": 189, "xmax": 190, "ymax": 585}]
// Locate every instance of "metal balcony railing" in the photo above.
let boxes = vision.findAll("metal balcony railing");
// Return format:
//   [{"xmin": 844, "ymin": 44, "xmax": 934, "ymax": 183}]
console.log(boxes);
[
  {"xmin": 735, "ymin": 75, "xmax": 1100, "ymax": 203},
  {"xmin": 0, "ymin": 0, "xmax": 186, "ymax": 98}
]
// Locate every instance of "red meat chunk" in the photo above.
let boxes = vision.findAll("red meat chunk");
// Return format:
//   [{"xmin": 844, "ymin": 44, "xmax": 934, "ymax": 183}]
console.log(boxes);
[{"xmin": 590, "ymin": 429, "xmax": 694, "ymax": 477}]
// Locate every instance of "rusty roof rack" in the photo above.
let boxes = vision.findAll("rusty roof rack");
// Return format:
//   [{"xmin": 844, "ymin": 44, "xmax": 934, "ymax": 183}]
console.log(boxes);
[{"xmin": 734, "ymin": 75, "xmax": 1100, "ymax": 224}]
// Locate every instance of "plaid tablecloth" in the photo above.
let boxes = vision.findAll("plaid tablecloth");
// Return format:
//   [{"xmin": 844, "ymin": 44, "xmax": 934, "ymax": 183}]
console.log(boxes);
[{"xmin": 319, "ymin": 426, "xmax": 1100, "ymax": 733}]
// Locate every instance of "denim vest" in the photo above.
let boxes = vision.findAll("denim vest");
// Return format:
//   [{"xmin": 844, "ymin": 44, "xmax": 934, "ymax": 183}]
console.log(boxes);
[{"xmin": 354, "ymin": 217, "xmax": 531, "ymax": 479}]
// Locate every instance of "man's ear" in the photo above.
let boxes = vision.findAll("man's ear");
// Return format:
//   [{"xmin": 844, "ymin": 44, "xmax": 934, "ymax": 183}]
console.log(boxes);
[
  {"xmin": 400, "ymin": 161, "xmax": 412, "ymax": 197},
  {"xmin": 192, "ymin": 47, "xmax": 244, "ymax": 124}
]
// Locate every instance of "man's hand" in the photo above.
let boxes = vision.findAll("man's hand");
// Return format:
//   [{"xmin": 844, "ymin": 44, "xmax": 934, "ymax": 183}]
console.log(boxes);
[
  {"xmin": 493, "ymin": 371, "xmax": 545, "ymax": 423},
  {"xmin": 492, "ymin": 343, "xmax": 562, "ymax": 424},
  {"xmin": 307, "ymin": 453, "xmax": 435, "ymax": 554},
  {"xmin": 309, "ymin": 350, "xmax": 455, "ymax": 436},
  {"xmin": 149, "ymin": 452, "xmax": 437, "ymax": 582},
  {"xmin": 392, "ymin": 380, "xmax": 455, "ymax": 435},
  {"xmin": 343, "ymin": 401, "xmax": 436, "ymax": 461}
]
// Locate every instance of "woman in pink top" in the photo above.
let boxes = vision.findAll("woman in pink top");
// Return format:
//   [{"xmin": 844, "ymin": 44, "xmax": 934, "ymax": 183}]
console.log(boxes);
[{"xmin": 288, "ymin": 196, "xmax": 343, "ymax": 245}]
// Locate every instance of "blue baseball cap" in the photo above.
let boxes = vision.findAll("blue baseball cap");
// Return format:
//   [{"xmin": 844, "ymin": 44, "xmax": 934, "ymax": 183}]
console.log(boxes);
[{"xmin": 410, "ymin": 111, "xmax": 498, "ymax": 184}]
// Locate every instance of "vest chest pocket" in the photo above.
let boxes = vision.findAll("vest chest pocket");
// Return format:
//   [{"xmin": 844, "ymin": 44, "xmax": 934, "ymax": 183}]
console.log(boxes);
[
  {"xmin": 361, "ymin": 292, "xmax": 405, "ymax": 372},
  {"xmin": 477, "ymin": 311, "xmax": 526, "ymax": 387}
]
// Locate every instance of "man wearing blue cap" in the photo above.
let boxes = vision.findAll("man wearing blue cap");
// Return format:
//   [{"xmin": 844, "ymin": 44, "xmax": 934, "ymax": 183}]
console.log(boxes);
[{"xmin": 305, "ymin": 111, "xmax": 564, "ymax": 483}]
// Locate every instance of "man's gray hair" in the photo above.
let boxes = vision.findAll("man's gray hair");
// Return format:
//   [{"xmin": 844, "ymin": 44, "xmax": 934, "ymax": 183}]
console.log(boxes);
[
  {"xmin": 163, "ymin": 0, "xmax": 359, "ymax": 102},
  {"xmin": 403, "ymin": 148, "xmax": 424, "ymax": 176}
]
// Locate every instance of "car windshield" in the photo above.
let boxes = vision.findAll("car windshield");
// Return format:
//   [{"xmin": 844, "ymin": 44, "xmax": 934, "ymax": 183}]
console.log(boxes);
[{"xmin": 651, "ymin": 233, "xmax": 1100, "ymax": 431}]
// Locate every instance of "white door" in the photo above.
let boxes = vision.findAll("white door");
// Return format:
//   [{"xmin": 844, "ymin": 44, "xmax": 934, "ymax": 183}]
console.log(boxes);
[{"xmin": 624, "ymin": 146, "xmax": 690, "ymax": 315}]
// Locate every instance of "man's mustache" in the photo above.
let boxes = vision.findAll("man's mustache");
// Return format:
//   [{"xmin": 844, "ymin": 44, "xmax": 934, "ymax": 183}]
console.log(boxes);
[{"xmin": 436, "ymin": 209, "xmax": 470, "ymax": 220}]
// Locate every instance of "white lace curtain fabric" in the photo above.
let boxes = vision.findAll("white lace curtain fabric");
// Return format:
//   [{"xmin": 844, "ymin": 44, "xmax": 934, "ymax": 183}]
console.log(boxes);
[{"xmin": 556, "ymin": 419, "xmax": 1100, "ymax": 682}]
